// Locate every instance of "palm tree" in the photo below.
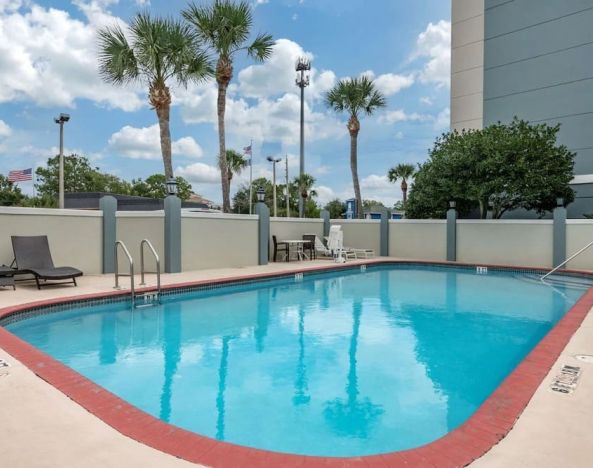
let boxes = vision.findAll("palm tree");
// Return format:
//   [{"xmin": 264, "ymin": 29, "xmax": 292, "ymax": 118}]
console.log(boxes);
[
  {"xmin": 293, "ymin": 173, "xmax": 317, "ymax": 201},
  {"xmin": 98, "ymin": 14, "xmax": 211, "ymax": 180},
  {"xmin": 183, "ymin": 1, "xmax": 275, "ymax": 213},
  {"xmin": 224, "ymin": 149, "xmax": 248, "ymax": 194},
  {"xmin": 325, "ymin": 77, "xmax": 386, "ymax": 218},
  {"xmin": 388, "ymin": 163, "xmax": 416, "ymax": 205}
]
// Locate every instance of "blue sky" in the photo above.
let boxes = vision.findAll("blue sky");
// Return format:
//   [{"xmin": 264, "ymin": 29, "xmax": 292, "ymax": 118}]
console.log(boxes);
[{"xmin": 0, "ymin": 0, "xmax": 451, "ymax": 206}]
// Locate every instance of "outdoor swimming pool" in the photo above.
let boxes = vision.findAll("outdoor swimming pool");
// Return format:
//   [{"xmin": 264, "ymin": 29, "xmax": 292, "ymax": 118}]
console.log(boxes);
[{"xmin": 5, "ymin": 264, "xmax": 591, "ymax": 457}]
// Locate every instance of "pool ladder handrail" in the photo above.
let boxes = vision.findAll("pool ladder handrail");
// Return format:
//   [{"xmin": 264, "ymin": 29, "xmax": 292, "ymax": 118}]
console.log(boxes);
[
  {"xmin": 139, "ymin": 239, "xmax": 161, "ymax": 303},
  {"xmin": 114, "ymin": 240, "xmax": 135, "ymax": 306},
  {"xmin": 542, "ymin": 239, "xmax": 593, "ymax": 280}
]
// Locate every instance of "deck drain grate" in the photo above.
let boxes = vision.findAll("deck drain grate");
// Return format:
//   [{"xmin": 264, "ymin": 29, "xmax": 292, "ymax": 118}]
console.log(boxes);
[{"xmin": 550, "ymin": 365, "xmax": 582, "ymax": 394}]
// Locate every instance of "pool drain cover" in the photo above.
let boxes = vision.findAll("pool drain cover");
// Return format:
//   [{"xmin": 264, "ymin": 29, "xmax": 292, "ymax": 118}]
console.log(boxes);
[
  {"xmin": 550, "ymin": 365, "xmax": 582, "ymax": 394},
  {"xmin": 575, "ymin": 354, "xmax": 593, "ymax": 364}
]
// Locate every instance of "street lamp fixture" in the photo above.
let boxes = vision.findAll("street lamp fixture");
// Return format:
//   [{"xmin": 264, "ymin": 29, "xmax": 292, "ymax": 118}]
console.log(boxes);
[
  {"xmin": 256, "ymin": 187, "xmax": 265, "ymax": 203},
  {"xmin": 267, "ymin": 156, "xmax": 282, "ymax": 217},
  {"xmin": 54, "ymin": 113, "xmax": 71, "ymax": 209},
  {"xmin": 295, "ymin": 56, "xmax": 311, "ymax": 218},
  {"xmin": 166, "ymin": 178, "xmax": 178, "ymax": 196}
]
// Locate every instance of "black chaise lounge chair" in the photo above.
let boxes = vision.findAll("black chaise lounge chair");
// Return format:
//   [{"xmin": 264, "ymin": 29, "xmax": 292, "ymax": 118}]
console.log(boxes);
[{"xmin": 11, "ymin": 236, "xmax": 83, "ymax": 289}]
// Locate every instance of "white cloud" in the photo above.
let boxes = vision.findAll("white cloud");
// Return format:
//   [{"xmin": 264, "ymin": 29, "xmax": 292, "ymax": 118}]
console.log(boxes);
[
  {"xmin": 176, "ymin": 162, "xmax": 220, "ymax": 184},
  {"xmin": 360, "ymin": 174, "xmax": 402, "ymax": 206},
  {"xmin": 237, "ymin": 38, "xmax": 335, "ymax": 100},
  {"xmin": 180, "ymin": 82, "xmax": 343, "ymax": 146},
  {"xmin": 434, "ymin": 107, "xmax": 450, "ymax": 130},
  {"xmin": 412, "ymin": 20, "xmax": 451, "ymax": 88},
  {"xmin": 314, "ymin": 185, "xmax": 336, "ymax": 206},
  {"xmin": 395, "ymin": 131, "xmax": 404, "ymax": 140},
  {"xmin": 361, "ymin": 70, "xmax": 415, "ymax": 96},
  {"xmin": 0, "ymin": 2, "xmax": 143, "ymax": 110},
  {"xmin": 378, "ymin": 109, "xmax": 431, "ymax": 125},
  {"xmin": 0, "ymin": 120, "xmax": 11, "ymax": 137},
  {"xmin": 420, "ymin": 96, "xmax": 433, "ymax": 106},
  {"xmin": 108, "ymin": 124, "xmax": 204, "ymax": 160}
]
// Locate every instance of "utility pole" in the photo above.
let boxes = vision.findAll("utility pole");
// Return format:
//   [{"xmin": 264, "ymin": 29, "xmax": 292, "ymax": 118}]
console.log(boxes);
[
  {"xmin": 267, "ymin": 156, "xmax": 282, "ymax": 217},
  {"xmin": 285, "ymin": 155, "xmax": 290, "ymax": 218},
  {"xmin": 295, "ymin": 57, "xmax": 311, "ymax": 218},
  {"xmin": 54, "ymin": 113, "xmax": 70, "ymax": 209}
]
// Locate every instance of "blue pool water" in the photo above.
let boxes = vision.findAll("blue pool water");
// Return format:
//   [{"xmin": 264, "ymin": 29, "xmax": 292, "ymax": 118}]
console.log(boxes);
[{"xmin": 5, "ymin": 265, "xmax": 591, "ymax": 456}]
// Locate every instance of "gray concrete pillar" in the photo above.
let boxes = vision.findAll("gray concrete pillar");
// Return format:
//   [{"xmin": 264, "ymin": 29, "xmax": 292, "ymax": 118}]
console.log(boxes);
[
  {"xmin": 164, "ymin": 195, "xmax": 182, "ymax": 273},
  {"xmin": 553, "ymin": 199, "xmax": 567, "ymax": 268},
  {"xmin": 99, "ymin": 195, "xmax": 117, "ymax": 274},
  {"xmin": 379, "ymin": 208, "xmax": 389, "ymax": 256},
  {"xmin": 320, "ymin": 210, "xmax": 330, "ymax": 237},
  {"xmin": 255, "ymin": 202, "xmax": 270, "ymax": 265},
  {"xmin": 446, "ymin": 203, "xmax": 457, "ymax": 262}
]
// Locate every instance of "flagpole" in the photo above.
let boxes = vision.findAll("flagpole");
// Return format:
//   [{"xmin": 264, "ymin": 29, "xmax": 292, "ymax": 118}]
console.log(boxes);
[{"xmin": 248, "ymin": 139, "xmax": 253, "ymax": 215}]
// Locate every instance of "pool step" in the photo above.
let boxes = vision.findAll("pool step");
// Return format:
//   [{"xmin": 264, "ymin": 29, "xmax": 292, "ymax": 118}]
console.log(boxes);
[
  {"xmin": 522, "ymin": 274, "xmax": 592, "ymax": 291},
  {"xmin": 135, "ymin": 290, "xmax": 160, "ymax": 308}
]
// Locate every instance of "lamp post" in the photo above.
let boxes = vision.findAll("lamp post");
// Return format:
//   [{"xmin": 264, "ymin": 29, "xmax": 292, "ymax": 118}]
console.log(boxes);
[
  {"xmin": 54, "ymin": 113, "xmax": 70, "ymax": 209},
  {"xmin": 166, "ymin": 178, "xmax": 178, "ymax": 197},
  {"xmin": 295, "ymin": 57, "xmax": 311, "ymax": 218},
  {"xmin": 267, "ymin": 156, "xmax": 282, "ymax": 217},
  {"xmin": 285, "ymin": 155, "xmax": 290, "ymax": 218}
]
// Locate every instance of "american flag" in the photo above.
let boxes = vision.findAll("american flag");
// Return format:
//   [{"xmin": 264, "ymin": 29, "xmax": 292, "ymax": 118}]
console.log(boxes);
[
  {"xmin": 243, "ymin": 144, "xmax": 252, "ymax": 156},
  {"xmin": 8, "ymin": 168, "xmax": 33, "ymax": 183}
]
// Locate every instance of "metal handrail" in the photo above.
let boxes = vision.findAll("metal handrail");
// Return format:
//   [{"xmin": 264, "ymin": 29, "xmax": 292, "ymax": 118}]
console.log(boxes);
[
  {"xmin": 542, "ymin": 240, "xmax": 593, "ymax": 280},
  {"xmin": 114, "ymin": 240, "xmax": 135, "ymax": 306},
  {"xmin": 140, "ymin": 239, "xmax": 161, "ymax": 297}
]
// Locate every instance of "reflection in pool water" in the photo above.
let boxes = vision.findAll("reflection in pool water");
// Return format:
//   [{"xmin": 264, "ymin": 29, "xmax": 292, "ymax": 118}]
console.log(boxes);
[{"xmin": 6, "ymin": 266, "xmax": 590, "ymax": 456}]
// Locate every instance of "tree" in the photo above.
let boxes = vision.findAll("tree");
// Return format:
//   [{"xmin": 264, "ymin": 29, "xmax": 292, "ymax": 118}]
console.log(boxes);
[
  {"xmin": 362, "ymin": 199, "xmax": 386, "ymax": 213},
  {"xmin": 183, "ymin": 0, "xmax": 274, "ymax": 213},
  {"xmin": 224, "ymin": 149, "xmax": 248, "ymax": 195},
  {"xmin": 35, "ymin": 154, "xmax": 132, "ymax": 199},
  {"xmin": 324, "ymin": 198, "xmax": 345, "ymax": 219},
  {"xmin": 0, "ymin": 175, "xmax": 24, "ymax": 206},
  {"xmin": 387, "ymin": 163, "xmax": 415, "ymax": 205},
  {"xmin": 130, "ymin": 174, "xmax": 193, "ymax": 200},
  {"xmin": 325, "ymin": 76, "xmax": 386, "ymax": 218},
  {"xmin": 406, "ymin": 119, "xmax": 576, "ymax": 219},
  {"xmin": 232, "ymin": 175, "xmax": 321, "ymax": 217},
  {"xmin": 98, "ymin": 13, "xmax": 211, "ymax": 179}
]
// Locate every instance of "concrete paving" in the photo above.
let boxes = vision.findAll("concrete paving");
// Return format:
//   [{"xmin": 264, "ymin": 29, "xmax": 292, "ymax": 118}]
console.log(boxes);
[{"xmin": 1, "ymin": 260, "xmax": 592, "ymax": 467}]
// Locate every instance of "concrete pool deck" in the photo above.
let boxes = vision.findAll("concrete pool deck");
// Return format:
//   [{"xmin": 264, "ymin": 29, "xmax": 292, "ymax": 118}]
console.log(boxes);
[{"xmin": 1, "ymin": 259, "xmax": 592, "ymax": 467}]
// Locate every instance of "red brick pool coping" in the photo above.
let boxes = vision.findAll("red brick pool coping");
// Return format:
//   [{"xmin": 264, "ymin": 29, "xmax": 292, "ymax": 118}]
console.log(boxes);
[{"xmin": 1, "ymin": 259, "xmax": 592, "ymax": 468}]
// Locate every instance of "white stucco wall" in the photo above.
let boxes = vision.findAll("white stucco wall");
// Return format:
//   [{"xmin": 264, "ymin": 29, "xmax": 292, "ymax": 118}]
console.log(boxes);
[
  {"xmin": 0, "ymin": 207, "xmax": 103, "ymax": 274},
  {"xmin": 330, "ymin": 220, "xmax": 381, "ymax": 255},
  {"xmin": 389, "ymin": 220, "xmax": 447, "ymax": 261},
  {"xmin": 116, "ymin": 212, "xmax": 165, "ymax": 273},
  {"xmin": 182, "ymin": 213, "xmax": 258, "ymax": 270},
  {"xmin": 457, "ymin": 220, "xmax": 553, "ymax": 267},
  {"xmin": 566, "ymin": 220, "xmax": 593, "ymax": 270}
]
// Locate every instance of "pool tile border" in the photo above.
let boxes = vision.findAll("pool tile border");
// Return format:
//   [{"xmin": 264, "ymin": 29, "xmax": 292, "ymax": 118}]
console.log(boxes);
[{"xmin": 1, "ymin": 258, "xmax": 592, "ymax": 468}]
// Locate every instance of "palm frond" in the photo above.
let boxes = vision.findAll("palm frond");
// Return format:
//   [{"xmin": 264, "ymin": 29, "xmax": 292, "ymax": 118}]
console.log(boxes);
[
  {"xmin": 98, "ymin": 24, "xmax": 138, "ymax": 85},
  {"xmin": 246, "ymin": 33, "xmax": 275, "ymax": 61},
  {"xmin": 325, "ymin": 76, "xmax": 387, "ymax": 118},
  {"xmin": 183, "ymin": 0, "xmax": 253, "ymax": 59}
]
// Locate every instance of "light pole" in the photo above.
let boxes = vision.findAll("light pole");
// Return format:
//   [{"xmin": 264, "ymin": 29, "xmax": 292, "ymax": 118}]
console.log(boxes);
[
  {"xmin": 54, "ymin": 113, "xmax": 70, "ymax": 209},
  {"xmin": 295, "ymin": 57, "xmax": 311, "ymax": 218},
  {"xmin": 267, "ymin": 156, "xmax": 282, "ymax": 217},
  {"xmin": 285, "ymin": 155, "xmax": 290, "ymax": 218}
]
